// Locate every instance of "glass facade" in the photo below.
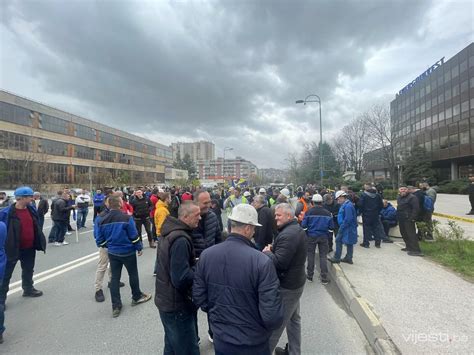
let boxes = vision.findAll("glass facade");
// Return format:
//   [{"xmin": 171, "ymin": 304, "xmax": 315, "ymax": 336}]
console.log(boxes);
[
  {"xmin": 38, "ymin": 138, "xmax": 68, "ymax": 156},
  {"xmin": 391, "ymin": 43, "xmax": 474, "ymax": 169}
]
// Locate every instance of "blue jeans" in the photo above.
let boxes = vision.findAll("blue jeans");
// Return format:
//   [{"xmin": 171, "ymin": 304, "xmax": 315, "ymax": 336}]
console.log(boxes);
[
  {"xmin": 77, "ymin": 208, "xmax": 88, "ymax": 228},
  {"xmin": 334, "ymin": 233, "xmax": 354, "ymax": 261},
  {"xmin": 159, "ymin": 308, "xmax": 200, "ymax": 355}
]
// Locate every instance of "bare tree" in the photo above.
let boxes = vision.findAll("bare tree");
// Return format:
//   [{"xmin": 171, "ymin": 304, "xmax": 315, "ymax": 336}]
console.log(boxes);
[
  {"xmin": 332, "ymin": 116, "xmax": 374, "ymax": 181},
  {"xmin": 361, "ymin": 104, "xmax": 400, "ymax": 188}
]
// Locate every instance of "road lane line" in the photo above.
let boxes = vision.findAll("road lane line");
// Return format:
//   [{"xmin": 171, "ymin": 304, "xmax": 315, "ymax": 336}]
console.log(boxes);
[
  {"xmin": 8, "ymin": 251, "xmax": 99, "ymax": 288},
  {"xmin": 8, "ymin": 255, "xmax": 100, "ymax": 296}
]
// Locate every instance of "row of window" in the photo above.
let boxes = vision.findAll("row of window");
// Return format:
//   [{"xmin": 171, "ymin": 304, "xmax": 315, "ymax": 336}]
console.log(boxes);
[
  {"xmin": 0, "ymin": 160, "xmax": 165, "ymax": 187},
  {"xmin": 0, "ymin": 101, "xmax": 171, "ymax": 158}
]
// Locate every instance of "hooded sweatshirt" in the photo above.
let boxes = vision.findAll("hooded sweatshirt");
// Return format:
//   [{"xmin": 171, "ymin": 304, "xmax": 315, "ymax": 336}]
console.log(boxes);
[{"xmin": 357, "ymin": 189, "xmax": 383, "ymax": 223}]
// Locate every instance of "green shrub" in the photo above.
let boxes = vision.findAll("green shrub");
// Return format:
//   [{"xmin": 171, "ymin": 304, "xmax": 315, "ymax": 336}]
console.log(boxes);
[
  {"xmin": 437, "ymin": 179, "xmax": 469, "ymax": 194},
  {"xmin": 383, "ymin": 189, "xmax": 398, "ymax": 200}
]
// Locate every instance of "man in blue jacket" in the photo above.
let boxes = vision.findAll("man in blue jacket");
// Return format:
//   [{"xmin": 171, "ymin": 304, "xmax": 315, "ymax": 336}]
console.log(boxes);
[
  {"xmin": 94, "ymin": 194, "xmax": 151, "ymax": 318},
  {"xmin": 329, "ymin": 191, "xmax": 358, "ymax": 264},
  {"xmin": 0, "ymin": 221, "xmax": 7, "ymax": 344},
  {"xmin": 301, "ymin": 194, "xmax": 334, "ymax": 285},
  {"xmin": 194, "ymin": 204, "xmax": 283, "ymax": 355},
  {"xmin": 93, "ymin": 189, "xmax": 105, "ymax": 222},
  {"xmin": 380, "ymin": 199, "xmax": 397, "ymax": 243}
]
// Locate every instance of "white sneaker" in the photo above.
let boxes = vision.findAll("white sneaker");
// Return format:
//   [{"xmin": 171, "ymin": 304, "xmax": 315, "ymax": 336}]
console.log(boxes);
[
  {"xmin": 66, "ymin": 232, "xmax": 72, "ymax": 235},
  {"xmin": 62, "ymin": 241, "xmax": 69, "ymax": 245},
  {"xmin": 54, "ymin": 242, "xmax": 62, "ymax": 246}
]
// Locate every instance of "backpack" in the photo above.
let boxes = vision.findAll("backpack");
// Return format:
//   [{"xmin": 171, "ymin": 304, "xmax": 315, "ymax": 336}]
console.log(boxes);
[{"xmin": 423, "ymin": 195, "xmax": 434, "ymax": 212}]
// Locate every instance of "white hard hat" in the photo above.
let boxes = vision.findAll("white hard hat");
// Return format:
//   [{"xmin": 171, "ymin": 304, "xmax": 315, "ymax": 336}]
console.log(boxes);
[
  {"xmin": 228, "ymin": 204, "xmax": 262, "ymax": 226},
  {"xmin": 312, "ymin": 194, "xmax": 323, "ymax": 202},
  {"xmin": 243, "ymin": 191, "xmax": 251, "ymax": 197},
  {"xmin": 259, "ymin": 187, "xmax": 266, "ymax": 193},
  {"xmin": 281, "ymin": 188, "xmax": 290, "ymax": 197},
  {"xmin": 229, "ymin": 187, "xmax": 235, "ymax": 191},
  {"xmin": 335, "ymin": 190, "xmax": 347, "ymax": 199}
]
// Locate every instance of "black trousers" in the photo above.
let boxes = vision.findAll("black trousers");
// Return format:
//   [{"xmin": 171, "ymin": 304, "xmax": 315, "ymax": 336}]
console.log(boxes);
[
  {"xmin": 469, "ymin": 194, "xmax": 474, "ymax": 212},
  {"xmin": 93, "ymin": 206, "xmax": 102, "ymax": 222},
  {"xmin": 108, "ymin": 253, "xmax": 142, "ymax": 309},
  {"xmin": 382, "ymin": 220, "xmax": 397, "ymax": 237},
  {"xmin": 134, "ymin": 217, "xmax": 152, "ymax": 243},
  {"xmin": 399, "ymin": 219, "xmax": 421, "ymax": 252},
  {"xmin": 0, "ymin": 248, "xmax": 36, "ymax": 304}
]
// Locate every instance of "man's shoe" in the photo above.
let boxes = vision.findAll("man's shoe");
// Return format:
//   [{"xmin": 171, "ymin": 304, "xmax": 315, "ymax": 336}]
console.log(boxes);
[
  {"xmin": 108, "ymin": 282, "xmax": 125, "ymax": 288},
  {"xmin": 466, "ymin": 211, "xmax": 474, "ymax": 215},
  {"xmin": 341, "ymin": 258, "xmax": 353, "ymax": 264},
  {"xmin": 407, "ymin": 251, "xmax": 424, "ymax": 257},
  {"xmin": 23, "ymin": 288, "xmax": 43, "ymax": 297},
  {"xmin": 328, "ymin": 248, "xmax": 334, "ymax": 252},
  {"xmin": 131, "ymin": 293, "xmax": 152, "ymax": 306},
  {"xmin": 112, "ymin": 307, "xmax": 121, "ymax": 318},
  {"xmin": 95, "ymin": 289, "xmax": 105, "ymax": 302},
  {"xmin": 383, "ymin": 239, "xmax": 394, "ymax": 243},
  {"xmin": 275, "ymin": 343, "xmax": 289, "ymax": 355},
  {"xmin": 0, "ymin": 333, "xmax": 3, "ymax": 344},
  {"xmin": 62, "ymin": 241, "xmax": 69, "ymax": 245},
  {"xmin": 149, "ymin": 241, "xmax": 157, "ymax": 249},
  {"xmin": 321, "ymin": 278, "xmax": 330, "ymax": 285},
  {"xmin": 328, "ymin": 257, "xmax": 340, "ymax": 264},
  {"xmin": 375, "ymin": 244, "xmax": 381, "ymax": 248},
  {"xmin": 401, "ymin": 248, "xmax": 408, "ymax": 251},
  {"xmin": 54, "ymin": 242, "xmax": 62, "ymax": 246},
  {"xmin": 66, "ymin": 232, "xmax": 72, "ymax": 235},
  {"xmin": 306, "ymin": 275, "xmax": 313, "ymax": 282},
  {"xmin": 359, "ymin": 243, "xmax": 370, "ymax": 248}
]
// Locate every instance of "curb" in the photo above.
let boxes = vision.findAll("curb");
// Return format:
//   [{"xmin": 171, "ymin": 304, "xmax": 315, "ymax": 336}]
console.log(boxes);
[
  {"xmin": 432, "ymin": 212, "xmax": 474, "ymax": 224},
  {"xmin": 329, "ymin": 263, "xmax": 401, "ymax": 355}
]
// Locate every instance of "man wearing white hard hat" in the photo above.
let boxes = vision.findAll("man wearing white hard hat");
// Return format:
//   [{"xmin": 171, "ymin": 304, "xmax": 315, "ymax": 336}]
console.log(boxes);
[
  {"xmin": 328, "ymin": 191, "xmax": 358, "ymax": 264},
  {"xmin": 301, "ymin": 194, "xmax": 334, "ymax": 285},
  {"xmin": 194, "ymin": 204, "xmax": 283, "ymax": 354}
]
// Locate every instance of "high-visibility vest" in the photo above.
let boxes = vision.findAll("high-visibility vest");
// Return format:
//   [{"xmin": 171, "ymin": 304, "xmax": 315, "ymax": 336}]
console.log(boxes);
[{"xmin": 297, "ymin": 198, "xmax": 309, "ymax": 222}]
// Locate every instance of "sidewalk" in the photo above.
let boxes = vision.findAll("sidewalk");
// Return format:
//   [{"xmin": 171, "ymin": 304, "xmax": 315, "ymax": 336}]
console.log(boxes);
[{"xmin": 331, "ymin": 239, "xmax": 474, "ymax": 354}]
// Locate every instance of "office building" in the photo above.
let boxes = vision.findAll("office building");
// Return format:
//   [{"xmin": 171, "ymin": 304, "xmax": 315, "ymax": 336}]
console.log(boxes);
[
  {"xmin": 390, "ymin": 43, "xmax": 474, "ymax": 180},
  {"xmin": 171, "ymin": 141, "xmax": 215, "ymax": 163},
  {"xmin": 0, "ymin": 90, "xmax": 172, "ymax": 191},
  {"xmin": 197, "ymin": 156, "xmax": 258, "ymax": 181}
]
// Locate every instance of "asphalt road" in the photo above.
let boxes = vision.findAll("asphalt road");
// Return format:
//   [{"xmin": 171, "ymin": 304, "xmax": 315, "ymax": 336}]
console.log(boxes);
[{"xmin": 3, "ymin": 215, "xmax": 371, "ymax": 354}]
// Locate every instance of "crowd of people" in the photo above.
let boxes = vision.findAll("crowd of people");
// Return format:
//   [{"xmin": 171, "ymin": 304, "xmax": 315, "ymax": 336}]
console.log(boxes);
[{"xmin": 0, "ymin": 178, "xmax": 444, "ymax": 350}]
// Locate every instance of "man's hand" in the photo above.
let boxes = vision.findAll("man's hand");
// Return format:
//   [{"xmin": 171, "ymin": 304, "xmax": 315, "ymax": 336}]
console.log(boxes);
[
  {"xmin": 262, "ymin": 244, "xmax": 272, "ymax": 253},
  {"xmin": 137, "ymin": 250, "xmax": 143, "ymax": 256}
]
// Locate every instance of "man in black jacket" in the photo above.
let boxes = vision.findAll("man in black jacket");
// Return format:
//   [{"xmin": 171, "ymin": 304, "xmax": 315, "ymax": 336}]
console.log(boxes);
[
  {"xmin": 130, "ymin": 190, "xmax": 153, "ymax": 246},
  {"xmin": 358, "ymin": 184, "xmax": 385, "ymax": 248},
  {"xmin": 468, "ymin": 174, "xmax": 474, "ymax": 215},
  {"xmin": 194, "ymin": 203, "xmax": 283, "ymax": 355},
  {"xmin": 263, "ymin": 203, "xmax": 307, "ymax": 355},
  {"xmin": 33, "ymin": 192, "xmax": 49, "ymax": 231},
  {"xmin": 51, "ymin": 191, "xmax": 75, "ymax": 246},
  {"xmin": 397, "ymin": 186, "xmax": 423, "ymax": 256},
  {"xmin": 155, "ymin": 202, "xmax": 201, "ymax": 355},
  {"xmin": 252, "ymin": 195, "xmax": 275, "ymax": 251}
]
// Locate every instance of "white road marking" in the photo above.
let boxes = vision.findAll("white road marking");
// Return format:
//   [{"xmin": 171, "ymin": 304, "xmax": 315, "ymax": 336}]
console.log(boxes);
[
  {"xmin": 8, "ymin": 251, "xmax": 99, "ymax": 289},
  {"xmin": 8, "ymin": 255, "xmax": 100, "ymax": 296}
]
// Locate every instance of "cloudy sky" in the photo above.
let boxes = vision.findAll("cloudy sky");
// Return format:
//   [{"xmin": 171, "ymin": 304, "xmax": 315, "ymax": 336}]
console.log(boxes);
[{"xmin": 1, "ymin": 0, "xmax": 472, "ymax": 168}]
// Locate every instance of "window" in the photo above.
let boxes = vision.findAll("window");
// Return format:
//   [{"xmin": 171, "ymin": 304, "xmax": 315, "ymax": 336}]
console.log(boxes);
[
  {"xmin": 99, "ymin": 131, "xmax": 115, "ymax": 145},
  {"xmin": 134, "ymin": 156, "xmax": 144, "ymax": 166},
  {"xmin": 118, "ymin": 137, "xmax": 130, "ymax": 149},
  {"xmin": 445, "ymin": 88, "xmax": 451, "ymax": 100},
  {"xmin": 133, "ymin": 142, "xmax": 144, "ymax": 152},
  {"xmin": 99, "ymin": 150, "xmax": 115, "ymax": 162},
  {"xmin": 448, "ymin": 134, "xmax": 459, "ymax": 147},
  {"xmin": 38, "ymin": 139, "xmax": 68, "ymax": 156},
  {"xmin": 47, "ymin": 163, "xmax": 68, "ymax": 184},
  {"xmin": 453, "ymin": 104, "xmax": 460, "ymax": 117},
  {"xmin": 40, "ymin": 114, "xmax": 69, "ymax": 134},
  {"xmin": 470, "ymin": 77, "xmax": 474, "ymax": 88},
  {"xmin": 74, "ymin": 145, "xmax": 95, "ymax": 160},
  {"xmin": 439, "ymin": 135, "xmax": 448, "ymax": 149},
  {"xmin": 75, "ymin": 124, "xmax": 96, "ymax": 140},
  {"xmin": 460, "ymin": 80, "xmax": 468, "ymax": 93},
  {"xmin": 469, "ymin": 55, "xmax": 474, "ymax": 67},
  {"xmin": 461, "ymin": 100, "xmax": 469, "ymax": 113},
  {"xmin": 445, "ymin": 107, "xmax": 452, "ymax": 120},
  {"xmin": 426, "ymin": 83, "xmax": 431, "ymax": 94},
  {"xmin": 0, "ymin": 131, "xmax": 31, "ymax": 151},
  {"xmin": 118, "ymin": 153, "xmax": 133, "ymax": 164},
  {"xmin": 460, "ymin": 60, "xmax": 467, "ymax": 72},
  {"xmin": 444, "ymin": 70, "xmax": 451, "ymax": 83},
  {"xmin": 460, "ymin": 131, "xmax": 469, "ymax": 144},
  {"xmin": 452, "ymin": 84, "xmax": 460, "ymax": 97},
  {"xmin": 451, "ymin": 65, "xmax": 459, "ymax": 78},
  {"xmin": 438, "ymin": 93, "xmax": 444, "ymax": 104}
]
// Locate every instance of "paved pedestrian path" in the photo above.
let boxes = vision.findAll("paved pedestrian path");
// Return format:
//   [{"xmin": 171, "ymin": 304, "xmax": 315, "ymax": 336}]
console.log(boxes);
[{"xmin": 334, "ymin": 239, "xmax": 474, "ymax": 354}]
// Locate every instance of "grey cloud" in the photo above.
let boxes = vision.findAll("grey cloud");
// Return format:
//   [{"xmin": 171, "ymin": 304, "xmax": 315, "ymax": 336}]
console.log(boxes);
[{"xmin": 1, "ymin": 0, "xmax": 434, "ymax": 167}]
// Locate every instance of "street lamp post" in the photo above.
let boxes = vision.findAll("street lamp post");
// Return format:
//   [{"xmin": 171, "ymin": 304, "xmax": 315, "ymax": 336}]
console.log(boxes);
[
  {"xmin": 296, "ymin": 94, "xmax": 323, "ymax": 187},
  {"xmin": 223, "ymin": 147, "xmax": 233, "ymax": 181}
]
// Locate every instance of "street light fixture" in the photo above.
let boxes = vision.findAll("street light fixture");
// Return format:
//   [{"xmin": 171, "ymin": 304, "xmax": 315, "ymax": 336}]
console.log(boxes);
[
  {"xmin": 296, "ymin": 94, "xmax": 323, "ymax": 187},
  {"xmin": 223, "ymin": 147, "xmax": 233, "ymax": 180}
]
